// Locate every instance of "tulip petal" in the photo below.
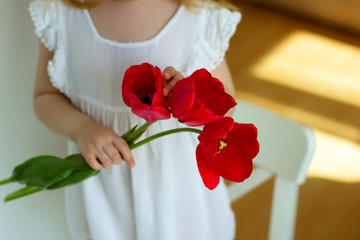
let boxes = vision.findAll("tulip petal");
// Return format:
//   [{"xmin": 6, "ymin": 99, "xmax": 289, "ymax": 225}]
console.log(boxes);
[
  {"xmin": 196, "ymin": 145, "xmax": 220, "ymax": 190},
  {"xmin": 179, "ymin": 115, "xmax": 220, "ymax": 127},
  {"xmin": 230, "ymin": 123, "xmax": 260, "ymax": 159},
  {"xmin": 124, "ymin": 63, "xmax": 159, "ymax": 95},
  {"xmin": 122, "ymin": 89, "xmax": 141, "ymax": 107},
  {"xmin": 198, "ymin": 118, "xmax": 234, "ymax": 144},
  {"xmin": 170, "ymin": 69, "xmax": 236, "ymax": 126},
  {"xmin": 177, "ymin": 99, "xmax": 219, "ymax": 126},
  {"xmin": 211, "ymin": 145, "xmax": 254, "ymax": 183},
  {"xmin": 167, "ymin": 78, "xmax": 195, "ymax": 118},
  {"xmin": 210, "ymin": 122, "xmax": 259, "ymax": 182},
  {"xmin": 192, "ymin": 69, "xmax": 236, "ymax": 116},
  {"xmin": 151, "ymin": 91, "xmax": 166, "ymax": 107},
  {"xmin": 197, "ymin": 117, "xmax": 234, "ymax": 158},
  {"xmin": 196, "ymin": 117, "xmax": 258, "ymax": 183},
  {"xmin": 122, "ymin": 63, "xmax": 171, "ymax": 122},
  {"xmin": 191, "ymin": 69, "xmax": 217, "ymax": 95},
  {"xmin": 131, "ymin": 104, "xmax": 171, "ymax": 123}
]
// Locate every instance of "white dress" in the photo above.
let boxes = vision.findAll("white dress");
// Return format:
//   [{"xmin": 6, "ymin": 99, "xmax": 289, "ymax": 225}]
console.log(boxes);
[{"xmin": 29, "ymin": 1, "xmax": 241, "ymax": 239}]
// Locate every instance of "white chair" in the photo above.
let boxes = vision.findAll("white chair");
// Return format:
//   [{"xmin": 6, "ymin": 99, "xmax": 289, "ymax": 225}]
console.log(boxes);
[{"xmin": 228, "ymin": 99, "xmax": 316, "ymax": 240}]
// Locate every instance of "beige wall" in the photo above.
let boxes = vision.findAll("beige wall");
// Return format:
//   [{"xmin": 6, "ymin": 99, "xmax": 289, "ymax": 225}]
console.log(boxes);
[{"xmin": 0, "ymin": 1, "xmax": 71, "ymax": 239}]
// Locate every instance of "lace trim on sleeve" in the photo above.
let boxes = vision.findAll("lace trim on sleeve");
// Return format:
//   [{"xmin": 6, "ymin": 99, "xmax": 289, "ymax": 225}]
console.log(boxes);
[
  {"xmin": 184, "ymin": 5, "xmax": 241, "ymax": 76},
  {"xmin": 29, "ymin": 0, "xmax": 71, "ymax": 97}
]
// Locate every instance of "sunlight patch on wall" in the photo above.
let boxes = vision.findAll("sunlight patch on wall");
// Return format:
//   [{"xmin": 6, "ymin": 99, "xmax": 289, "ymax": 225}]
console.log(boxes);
[
  {"xmin": 250, "ymin": 30, "xmax": 360, "ymax": 108},
  {"xmin": 307, "ymin": 129, "xmax": 360, "ymax": 183}
]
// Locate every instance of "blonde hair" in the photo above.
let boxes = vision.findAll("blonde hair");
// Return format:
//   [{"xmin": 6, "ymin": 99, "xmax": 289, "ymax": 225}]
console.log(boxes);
[{"xmin": 62, "ymin": 0, "xmax": 238, "ymax": 11}]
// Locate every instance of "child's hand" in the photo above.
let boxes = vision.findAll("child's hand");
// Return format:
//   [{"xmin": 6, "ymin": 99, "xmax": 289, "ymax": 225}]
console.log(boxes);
[
  {"xmin": 162, "ymin": 66, "xmax": 184, "ymax": 97},
  {"xmin": 73, "ymin": 121, "xmax": 134, "ymax": 170}
]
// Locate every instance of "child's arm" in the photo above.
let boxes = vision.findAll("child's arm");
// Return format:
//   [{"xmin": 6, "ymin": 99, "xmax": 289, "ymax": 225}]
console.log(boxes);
[{"xmin": 33, "ymin": 41, "xmax": 134, "ymax": 170}]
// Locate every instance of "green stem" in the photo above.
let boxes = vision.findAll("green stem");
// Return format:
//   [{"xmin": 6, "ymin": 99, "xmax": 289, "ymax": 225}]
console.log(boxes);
[
  {"xmin": 4, "ymin": 186, "xmax": 44, "ymax": 202},
  {"xmin": 0, "ymin": 178, "xmax": 13, "ymax": 186},
  {"xmin": 130, "ymin": 127, "xmax": 202, "ymax": 150}
]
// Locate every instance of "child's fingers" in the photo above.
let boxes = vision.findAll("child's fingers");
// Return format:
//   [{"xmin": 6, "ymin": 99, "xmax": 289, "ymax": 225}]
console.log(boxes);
[
  {"xmin": 75, "ymin": 122, "xmax": 134, "ymax": 170},
  {"xmin": 95, "ymin": 149, "xmax": 113, "ymax": 170},
  {"xmin": 163, "ymin": 66, "xmax": 177, "ymax": 80},
  {"xmin": 103, "ymin": 145, "xmax": 122, "ymax": 165},
  {"xmin": 113, "ymin": 137, "xmax": 135, "ymax": 168},
  {"xmin": 83, "ymin": 153, "xmax": 103, "ymax": 170},
  {"xmin": 163, "ymin": 66, "xmax": 184, "ymax": 97}
]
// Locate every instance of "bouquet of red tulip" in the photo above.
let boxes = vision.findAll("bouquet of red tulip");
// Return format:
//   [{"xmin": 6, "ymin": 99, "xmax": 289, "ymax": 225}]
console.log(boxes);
[{"xmin": 0, "ymin": 63, "xmax": 259, "ymax": 202}]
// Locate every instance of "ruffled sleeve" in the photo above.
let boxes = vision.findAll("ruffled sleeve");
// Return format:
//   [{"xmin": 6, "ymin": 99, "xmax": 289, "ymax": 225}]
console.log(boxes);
[
  {"xmin": 183, "ymin": 4, "xmax": 241, "ymax": 76},
  {"xmin": 29, "ymin": 0, "xmax": 71, "ymax": 96}
]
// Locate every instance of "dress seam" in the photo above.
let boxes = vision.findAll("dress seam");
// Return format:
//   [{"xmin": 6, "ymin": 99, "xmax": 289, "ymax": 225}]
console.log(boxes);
[{"xmin": 73, "ymin": 94, "xmax": 131, "ymax": 113}]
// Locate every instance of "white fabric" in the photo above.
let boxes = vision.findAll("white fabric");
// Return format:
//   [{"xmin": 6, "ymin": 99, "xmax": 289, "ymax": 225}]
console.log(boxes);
[{"xmin": 29, "ymin": 1, "xmax": 241, "ymax": 239}]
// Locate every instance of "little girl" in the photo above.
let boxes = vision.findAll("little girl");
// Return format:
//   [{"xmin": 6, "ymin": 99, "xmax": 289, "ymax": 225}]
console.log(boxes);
[{"xmin": 29, "ymin": 0, "xmax": 241, "ymax": 239}]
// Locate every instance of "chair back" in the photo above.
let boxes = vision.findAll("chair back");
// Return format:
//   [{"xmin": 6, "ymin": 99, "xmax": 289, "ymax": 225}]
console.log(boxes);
[
  {"xmin": 229, "ymin": 100, "xmax": 316, "ymax": 240},
  {"xmin": 232, "ymin": 100, "xmax": 315, "ymax": 184}
]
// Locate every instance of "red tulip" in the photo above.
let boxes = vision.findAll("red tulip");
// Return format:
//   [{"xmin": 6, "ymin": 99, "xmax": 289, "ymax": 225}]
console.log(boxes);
[
  {"xmin": 196, "ymin": 117, "xmax": 259, "ymax": 190},
  {"xmin": 167, "ymin": 69, "xmax": 236, "ymax": 126},
  {"xmin": 122, "ymin": 63, "xmax": 171, "ymax": 122}
]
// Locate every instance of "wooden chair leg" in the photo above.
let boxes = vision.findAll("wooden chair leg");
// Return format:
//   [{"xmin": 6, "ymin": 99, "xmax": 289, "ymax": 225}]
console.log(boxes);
[{"xmin": 269, "ymin": 176, "xmax": 299, "ymax": 240}]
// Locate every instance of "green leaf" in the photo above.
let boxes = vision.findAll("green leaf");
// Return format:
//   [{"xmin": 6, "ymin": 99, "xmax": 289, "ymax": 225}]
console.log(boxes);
[
  {"xmin": 4, "ymin": 186, "xmax": 44, "ymax": 202},
  {"xmin": 126, "ymin": 122, "xmax": 153, "ymax": 145},
  {"xmin": 47, "ymin": 169, "xmax": 100, "ymax": 189},
  {"xmin": 45, "ymin": 154, "xmax": 99, "ymax": 189},
  {"xmin": 11, "ymin": 155, "xmax": 90, "ymax": 187},
  {"xmin": 64, "ymin": 154, "xmax": 93, "ymax": 169},
  {"xmin": 121, "ymin": 124, "xmax": 138, "ymax": 141},
  {"xmin": 0, "ymin": 178, "xmax": 13, "ymax": 186}
]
